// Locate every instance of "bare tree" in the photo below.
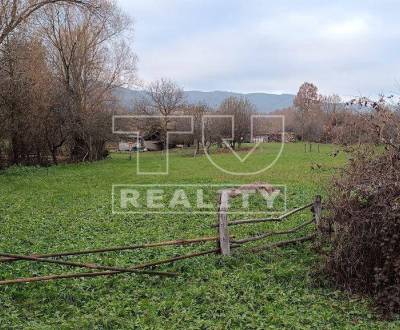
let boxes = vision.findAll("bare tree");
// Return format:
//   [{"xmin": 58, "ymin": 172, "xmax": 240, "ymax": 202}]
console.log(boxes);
[
  {"xmin": 182, "ymin": 103, "xmax": 209, "ymax": 156},
  {"xmin": 0, "ymin": 0, "xmax": 135, "ymax": 167},
  {"xmin": 218, "ymin": 96, "xmax": 255, "ymax": 149},
  {"xmin": 146, "ymin": 78, "xmax": 185, "ymax": 149},
  {"xmin": 0, "ymin": 33, "xmax": 56, "ymax": 165},
  {"xmin": 147, "ymin": 78, "xmax": 185, "ymax": 116},
  {"xmin": 40, "ymin": 0, "xmax": 136, "ymax": 161},
  {"xmin": 0, "ymin": 0, "xmax": 94, "ymax": 46},
  {"xmin": 320, "ymin": 94, "xmax": 343, "ymax": 143}
]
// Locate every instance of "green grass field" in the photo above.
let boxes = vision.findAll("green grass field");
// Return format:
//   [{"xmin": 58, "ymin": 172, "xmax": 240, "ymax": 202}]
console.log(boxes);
[{"xmin": 0, "ymin": 143, "xmax": 399, "ymax": 329}]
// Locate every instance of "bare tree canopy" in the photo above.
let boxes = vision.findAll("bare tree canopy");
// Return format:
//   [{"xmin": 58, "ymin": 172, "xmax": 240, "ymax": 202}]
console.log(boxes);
[
  {"xmin": 0, "ymin": 0, "xmax": 95, "ymax": 45},
  {"xmin": 0, "ymin": 0, "xmax": 136, "ymax": 166},
  {"xmin": 146, "ymin": 78, "xmax": 185, "ymax": 117},
  {"xmin": 218, "ymin": 96, "xmax": 255, "ymax": 149},
  {"xmin": 142, "ymin": 79, "xmax": 185, "ymax": 149}
]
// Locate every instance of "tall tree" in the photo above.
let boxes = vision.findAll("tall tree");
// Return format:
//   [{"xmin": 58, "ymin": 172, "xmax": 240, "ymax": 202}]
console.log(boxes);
[
  {"xmin": 294, "ymin": 82, "xmax": 320, "ymax": 141},
  {"xmin": 183, "ymin": 103, "xmax": 209, "ymax": 156},
  {"xmin": 218, "ymin": 97, "xmax": 255, "ymax": 150},
  {"xmin": 0, "ymin": 0, "xmax": 93, "ymax": 45},
  {"xmin": 146, "ymin": 78, "xmax": 185, "ymax": 149},
  {"xmin": 0, "ymin": 0, "xmax": 135, "ymax": 167},
  {"xmin": 41, "ymin": 0, "xmax": 136, "ymax": 161},
  {"xmin": 0, "ymin": 33, "xmax": 55, "ymax": 165}
]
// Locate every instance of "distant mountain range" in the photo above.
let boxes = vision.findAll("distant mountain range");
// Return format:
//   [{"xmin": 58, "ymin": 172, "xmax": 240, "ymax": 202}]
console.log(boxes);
[{"xmin": 114, "ymin": 87, "xmax": 295, "ymax": 113}]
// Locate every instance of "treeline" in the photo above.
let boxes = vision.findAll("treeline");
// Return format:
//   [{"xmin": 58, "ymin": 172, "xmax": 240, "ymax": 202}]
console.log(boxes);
[
  {"xmin": 1, "ymin": 2, "xmax": 397, "ymax": 168},
  {"xmin": 275, "ymin": 82, "xmax": 399, "ymax": 145},
  {"xmin": 126, "ymin": 78, "xmax": 258, "ymax": 155},
  {"xmin": 0, "ymin": 0, "xmax": 136, "ymax": 167},
  {"xmin": 131, "ymin": 79, "xmax": 398, "ymax": 155}
]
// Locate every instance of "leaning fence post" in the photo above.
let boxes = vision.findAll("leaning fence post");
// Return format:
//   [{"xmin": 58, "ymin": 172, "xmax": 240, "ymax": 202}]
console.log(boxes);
[
  {"xmin": 313, "ymin": 195, "xmax": 322, "ymax": 231},
  {"xmin": 218, "ymin": 191, "xmax": 231, "ymax": 256}
]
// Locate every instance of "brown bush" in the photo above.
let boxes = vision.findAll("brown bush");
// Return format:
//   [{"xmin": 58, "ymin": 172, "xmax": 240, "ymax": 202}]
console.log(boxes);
[{"xmin": 324, "ymin": 146, "xmax": 400, "ymax": 315}]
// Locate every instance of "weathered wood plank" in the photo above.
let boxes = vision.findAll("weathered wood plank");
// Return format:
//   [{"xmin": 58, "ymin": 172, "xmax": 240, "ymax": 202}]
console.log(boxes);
[
  {"xmin": 313, "ymin": 195, "xmax": 322, "ymax": 231},
  {"xmin": 218, "ymin": 191, "xmax": 231, "ymax": 256},
  {"xmin": 0, "ymin": 236, "xmax": 220, "ymax": 263},
  {"xmin": 212, "ymin": 203, "xmax": 313, "ymax": 227}
]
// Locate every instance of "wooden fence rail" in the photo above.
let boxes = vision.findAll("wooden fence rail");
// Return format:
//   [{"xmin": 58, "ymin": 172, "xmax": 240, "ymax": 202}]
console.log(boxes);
[
  {"xmin": 0, "ymin": 189, "xmax": 322, "ymax": 285},
  {"xmin": 216, "ymin": 193, "xmax": 322, "ymax": 256},
  {"xmin": 0, "ymin": 237, "xmax": 222, "ymax": 285},
  {"xmin": 0, "ymin": 236, "xmax": 221, "ymax": 263},
  {"xmin": 212, "ymin": 203, "xmax": 314, "ymax": 227}
]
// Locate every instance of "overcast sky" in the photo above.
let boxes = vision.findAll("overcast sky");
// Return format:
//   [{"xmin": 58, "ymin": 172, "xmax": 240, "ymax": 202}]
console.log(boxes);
[{"xmin": 117, "ymin": 0, "xmax": 399, "ymax": 97}]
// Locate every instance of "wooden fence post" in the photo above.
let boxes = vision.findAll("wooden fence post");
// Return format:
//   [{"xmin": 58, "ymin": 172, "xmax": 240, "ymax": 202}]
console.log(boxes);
[
  {"xmin": 218, "ymin": 191, "xmax": 231, "ymax": 256},
  {"xmin": 313, "ymin": 195, "xmax": 322, "ymax": 231}
]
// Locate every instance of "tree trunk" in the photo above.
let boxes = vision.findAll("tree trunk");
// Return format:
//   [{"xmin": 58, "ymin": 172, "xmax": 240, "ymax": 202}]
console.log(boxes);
[
  {"xmin": 193, "ymin": 140, "xmax": 200, "ymax": 157},
  {"xmin": 50, "ymin": 148, "xmax": 58, "ymax": 165}
]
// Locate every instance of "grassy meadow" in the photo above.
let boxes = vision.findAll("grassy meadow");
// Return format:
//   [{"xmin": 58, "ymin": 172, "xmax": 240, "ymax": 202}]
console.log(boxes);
[{"xmin": 0, "ymin": 143, "xmax": 399, "ymax": 329}]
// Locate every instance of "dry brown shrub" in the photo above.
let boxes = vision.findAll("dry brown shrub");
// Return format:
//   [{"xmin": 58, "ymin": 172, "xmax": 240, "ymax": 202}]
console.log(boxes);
[{"xmin": 324, "ymin": 146, "xmax": 400, "ymax": 315}]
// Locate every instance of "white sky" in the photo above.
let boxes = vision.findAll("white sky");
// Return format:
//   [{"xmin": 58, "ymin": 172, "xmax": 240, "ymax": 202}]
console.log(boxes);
[{"xmin": 117, "ymin": 0, "xmax": 400, "ymax": 97}]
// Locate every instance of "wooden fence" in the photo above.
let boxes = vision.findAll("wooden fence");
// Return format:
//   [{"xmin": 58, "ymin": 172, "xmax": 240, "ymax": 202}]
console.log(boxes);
[
  {"xmin": 0, "ymin": 191, "xmax": 321, "ymax": 286},
  {"xmin": 215, "ymin": 190, "xmax": 322, "ymax": 256}
]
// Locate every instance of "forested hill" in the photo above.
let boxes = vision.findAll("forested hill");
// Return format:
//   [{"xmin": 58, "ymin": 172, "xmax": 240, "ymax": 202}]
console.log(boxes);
[{"xmin": 115, "ymin": 87, "xmax": 294, "ymax": 112}]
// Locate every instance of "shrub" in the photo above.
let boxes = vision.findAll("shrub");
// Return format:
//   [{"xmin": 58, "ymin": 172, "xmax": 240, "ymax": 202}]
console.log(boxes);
[{"xmin": 324, "ymin": 147, "xmax": 400, "ymax": 315}]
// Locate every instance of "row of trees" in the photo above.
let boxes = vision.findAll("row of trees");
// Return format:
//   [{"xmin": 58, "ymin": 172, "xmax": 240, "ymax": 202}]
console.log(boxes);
[
  {"xmin": 130, "ymin": 79, "xmax": 385, "ymax": 155},
  {"xmin": 0, "ymin": 0, "xmax": 136, "ymax": 166},
  {"xmin": 127, "ymin": 78, "xmax": 258, "ymax": 155},
  {"xmin": 274, "ymin": 82, "xmax": 394, "ymax": 145},
  {"xmin": 1, "ymin": 1, "xmax": 393, "ymax": 167}
]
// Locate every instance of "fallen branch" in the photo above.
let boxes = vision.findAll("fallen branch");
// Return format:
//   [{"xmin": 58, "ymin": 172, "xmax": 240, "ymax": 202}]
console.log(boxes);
[
  {"xmin": 0, "ymin": 253, "xmax": 177, "ymax": 277},
  {"xmin": 0, "ymin": 248, "xmax": 219, "ymax": 285},
  {"xmin": 0, "ymin": 236, "xmax": 220, "ymax": 263},
  {"xmin": 0, "ymin": 270, "xmax": 173, "ymax": 286}
]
